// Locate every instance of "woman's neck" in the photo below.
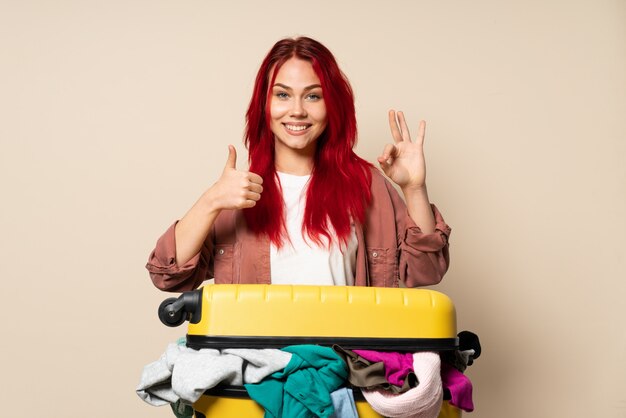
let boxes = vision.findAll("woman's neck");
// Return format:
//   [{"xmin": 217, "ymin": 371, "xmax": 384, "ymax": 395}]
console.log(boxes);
[{"xmin": 274, "ymin": 148, "xmax": 314, "ymax": 175}]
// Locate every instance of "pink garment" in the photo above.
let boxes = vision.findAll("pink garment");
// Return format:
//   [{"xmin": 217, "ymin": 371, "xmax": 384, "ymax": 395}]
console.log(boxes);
[
  {"xmin": 441, "ymin": 362, "xmax": 474, "ymax": 412},
  {"xmin": 353, "ymin": 350, "xmax": 415, "ymax": 387},
  {"xmin": 361, "ymin": 352, "xmax": 442, "ymax": 418}
]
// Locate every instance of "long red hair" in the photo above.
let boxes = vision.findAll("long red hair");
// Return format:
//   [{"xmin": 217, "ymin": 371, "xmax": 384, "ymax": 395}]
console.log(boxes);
[{"xmin": 244, "ymin": 37, "xmax": 372, "ymax": 247}]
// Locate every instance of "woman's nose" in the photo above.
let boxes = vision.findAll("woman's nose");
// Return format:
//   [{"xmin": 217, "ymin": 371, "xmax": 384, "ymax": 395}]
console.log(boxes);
[{"xmin": 290, "ymin": 100, "xmax": 307, "ymax": 117}]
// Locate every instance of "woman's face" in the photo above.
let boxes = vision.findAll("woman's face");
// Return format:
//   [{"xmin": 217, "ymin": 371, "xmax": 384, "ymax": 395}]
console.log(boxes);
[{"xmin": 269, "ymin": 58, "xmax": 328, "ymax": 158}]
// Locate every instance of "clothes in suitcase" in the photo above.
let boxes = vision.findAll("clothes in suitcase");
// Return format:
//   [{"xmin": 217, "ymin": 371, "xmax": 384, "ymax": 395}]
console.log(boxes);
[{"xmin": 154, "ymin": 284, "xmax": 468, "ymax": 418}]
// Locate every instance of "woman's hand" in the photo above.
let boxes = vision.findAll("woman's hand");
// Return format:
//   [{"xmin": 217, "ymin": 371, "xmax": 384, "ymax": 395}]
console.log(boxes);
[
  {"xmin": 174, "ymin": 145, "xmax": 263, "ymax": 266},
  {"xmin": 204, "ymin": 145, "xmax": 264, "ymax": 211},
  {"xmin": 377, "ymin": 110, "xmax": 427, "ymax": 191}
]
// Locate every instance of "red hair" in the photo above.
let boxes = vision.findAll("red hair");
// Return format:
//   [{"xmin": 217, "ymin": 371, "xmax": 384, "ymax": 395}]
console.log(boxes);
[{"xmin": 244, "ymin": 36, "xmax": 372, "ymax": 247}]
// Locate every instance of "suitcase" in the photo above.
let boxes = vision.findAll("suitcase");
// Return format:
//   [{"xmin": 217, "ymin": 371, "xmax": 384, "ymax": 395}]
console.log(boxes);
[{"xmin": 159, "ymin": 284, "xmax": 463, "ymax": 417}]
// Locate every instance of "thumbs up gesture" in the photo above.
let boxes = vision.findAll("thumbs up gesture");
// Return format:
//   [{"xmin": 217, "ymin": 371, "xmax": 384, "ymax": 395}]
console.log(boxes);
[{"xmin": 208, "ymin": 145, "xmax": 264, "ymax": 210}]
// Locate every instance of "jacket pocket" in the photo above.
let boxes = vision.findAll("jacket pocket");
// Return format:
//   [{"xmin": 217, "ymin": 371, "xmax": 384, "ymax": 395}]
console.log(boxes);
[{"xmin": 213, "ymin": 244, "xmax": 234, "ymax": 284}]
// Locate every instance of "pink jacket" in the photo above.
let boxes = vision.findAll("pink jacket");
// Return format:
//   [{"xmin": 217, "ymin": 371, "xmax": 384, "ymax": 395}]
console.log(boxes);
[{"xmin": 146, "ymin": 169, "xmax": 451, "ymax": 292}]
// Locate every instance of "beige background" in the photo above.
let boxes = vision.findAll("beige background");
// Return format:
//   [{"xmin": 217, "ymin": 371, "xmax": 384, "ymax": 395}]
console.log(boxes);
[{"xmin": 1, "ymin": 0, "xmax": 625, "ymax": 417}]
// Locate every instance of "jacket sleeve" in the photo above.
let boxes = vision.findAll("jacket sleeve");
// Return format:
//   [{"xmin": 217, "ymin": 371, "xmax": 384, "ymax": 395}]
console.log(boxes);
[
  {"xmin": 386, "ymin": 182, "xmax": 451, "ymax": 287},
  {"xmin": 145, "ymin": 221, "xmax": 213, "ymax": 292}
]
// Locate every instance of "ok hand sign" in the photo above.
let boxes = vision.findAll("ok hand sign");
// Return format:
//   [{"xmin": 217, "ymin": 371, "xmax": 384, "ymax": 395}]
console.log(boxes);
[{"xmin": 377, "ymin": 110, "xmax": 427, "ymax": 191}]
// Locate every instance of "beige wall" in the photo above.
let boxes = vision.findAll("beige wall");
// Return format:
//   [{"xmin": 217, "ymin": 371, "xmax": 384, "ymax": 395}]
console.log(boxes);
[{"xmin": 2, "ymin": 0, "xmax": 625, "ymax": 417}]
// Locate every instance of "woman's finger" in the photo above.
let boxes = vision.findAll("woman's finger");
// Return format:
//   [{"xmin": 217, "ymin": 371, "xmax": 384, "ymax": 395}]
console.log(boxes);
[
  {"xmin": 377, "ymin": 143, "xmax": 397, "ymax": 166},
  {"xmin": 246, "ymin": 191, "xmax": 262, "ymax": 201},
  {"xmin": 248, "ymin": 172, "xmax": 264, "ymax": 185},
  {"xmin": 415, "ymin": 120, "xmax": 426, "ymax": 145},
  {"xmin": 247, "ymin": 182, "xmax": 263, "ymax": 194},
  {"xmin": 397, "ymin": 111, "xmax": 412, "ymax": 142},
  {"xmin": 240, "ymin": 199, "xmax": 257, "ymax": 209},
  {"xmin": 388, "ymin": 110, "xmax": 403, "ymax": 143}
]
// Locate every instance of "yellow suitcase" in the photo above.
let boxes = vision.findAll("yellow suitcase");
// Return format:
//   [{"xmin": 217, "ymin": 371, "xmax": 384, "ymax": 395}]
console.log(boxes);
[{"xmin": 158, "ymin": 284, "xmax": 462, "ymax": 418}]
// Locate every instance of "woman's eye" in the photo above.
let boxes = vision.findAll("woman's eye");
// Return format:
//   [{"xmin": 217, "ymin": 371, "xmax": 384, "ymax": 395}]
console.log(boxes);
[
  {"xmin": 275, "ymin": 92, "xmax": 289, "ymax": 99},
  {"xmin": 306, "ymin": 93, "xmax": 322, "ymax": 101}
]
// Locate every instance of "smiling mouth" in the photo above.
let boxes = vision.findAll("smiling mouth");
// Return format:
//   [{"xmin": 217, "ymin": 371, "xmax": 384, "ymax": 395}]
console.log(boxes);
[{"xmin": 283, "ymin": 123, "xmax": 311, "ymax": 132}]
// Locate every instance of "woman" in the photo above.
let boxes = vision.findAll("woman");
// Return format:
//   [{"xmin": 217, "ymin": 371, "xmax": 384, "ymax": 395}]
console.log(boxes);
[{"xmin": 146, "ymin": 36, "xmax": 450, "ymax": 292}]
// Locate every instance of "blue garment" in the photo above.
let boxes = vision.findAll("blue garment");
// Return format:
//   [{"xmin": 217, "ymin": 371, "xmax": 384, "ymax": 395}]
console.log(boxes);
[
  {"xmin": 330, "ymin": 387, "xmax": 358, "ymax": 418},
  {"xmin": 245, "ymin": 345, "xmax": 349, "ymax": 418}
]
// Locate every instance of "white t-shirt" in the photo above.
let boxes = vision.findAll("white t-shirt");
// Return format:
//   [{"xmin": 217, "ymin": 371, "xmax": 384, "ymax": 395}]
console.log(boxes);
[{"xmin": 270, "ymin": 172, "xmax": 358, "ymax": 286}]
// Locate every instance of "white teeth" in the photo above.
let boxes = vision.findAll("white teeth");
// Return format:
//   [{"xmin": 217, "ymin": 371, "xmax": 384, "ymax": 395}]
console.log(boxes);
[{"xmin": 285, "ymin": 124, "xmax": 308, "ymax": 132}]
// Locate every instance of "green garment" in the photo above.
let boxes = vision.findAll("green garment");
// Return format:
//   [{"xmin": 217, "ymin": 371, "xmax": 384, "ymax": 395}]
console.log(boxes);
[
  {"xmin": 245, "ymin": 345, "xmax": 349, "ymax": 418},
  {"xmin": 169, "ymin": 400, "xmax": 194, "ymax": 418}
]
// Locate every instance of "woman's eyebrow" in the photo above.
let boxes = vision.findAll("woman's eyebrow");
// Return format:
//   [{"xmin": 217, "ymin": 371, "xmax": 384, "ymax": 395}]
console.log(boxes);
[{"xmin": 273, "ymin": 83, "xmax": 322, "ymax": 91}]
